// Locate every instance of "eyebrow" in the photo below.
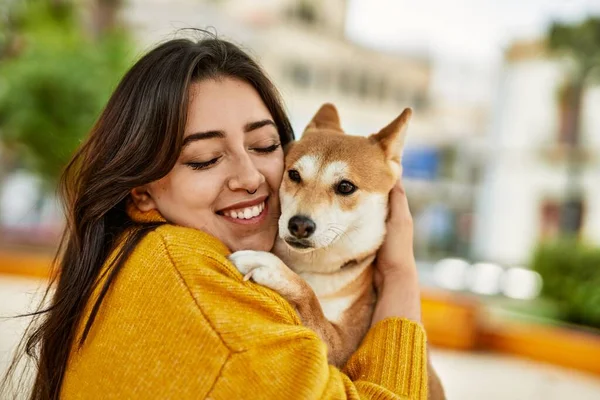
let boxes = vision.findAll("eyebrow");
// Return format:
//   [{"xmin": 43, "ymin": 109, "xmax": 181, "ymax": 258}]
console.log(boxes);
[
  {"xmin": 182, "ymin": 119, "xmax": 276, "ymax": 148},
  {"xmin": 244, "ymin": 119, "xmax": 276, "ymax": 132}
]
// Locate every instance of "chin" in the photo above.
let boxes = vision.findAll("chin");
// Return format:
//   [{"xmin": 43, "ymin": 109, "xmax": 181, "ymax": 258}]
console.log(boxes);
[
  {"xmin": 280, "ymin": 234, "xmax": 334, "ymax": 254},
  {"xmin": 231, "ymin": 233, "xmax": 276, "ymax": 253}
]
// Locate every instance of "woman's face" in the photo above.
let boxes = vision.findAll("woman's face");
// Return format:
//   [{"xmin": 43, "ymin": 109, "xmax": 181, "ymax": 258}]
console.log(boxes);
[{"xmin": 133, "ymin": 77, "xmax": 284, "ymax": 252}]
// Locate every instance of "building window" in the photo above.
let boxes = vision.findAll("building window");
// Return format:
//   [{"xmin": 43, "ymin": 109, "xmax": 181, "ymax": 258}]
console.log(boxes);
[
  {"xmin": 539, "ymin": 200, "xmax": 561, "ymax": 240},
  {"xmin": 288, "ymin": 63, "xmax": 311, "ymax": 88},
  {"xmin": 557, "ymin": 84, "xmax": 581, "ymax": 146},
  {"xmin": 377, "ymin": 78, "xmax": 387, "ymax": 102},
  {"xmin": 560, "ymin": 198, "xmax": 584, "ymax": 234},
  {"xmin": 287, "ymin": 1, "xmax": 318, "ymax": 26},
  {"xmin": 413, "ymin": 93, "xmax": 428, "ymax": 111},
  {"xmin": 339, "ymin": 70, "xmax": 354, "ymax": 95},
  {"xmin": 357, "ymin": 72, "xmax": 369, "ymax": 100},
  {"xmin": 539, "ymin": 198, "xmax": 584, "ymax": 239}
]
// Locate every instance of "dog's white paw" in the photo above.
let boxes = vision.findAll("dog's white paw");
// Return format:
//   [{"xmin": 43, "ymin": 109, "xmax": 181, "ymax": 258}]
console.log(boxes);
[
  {"xmin": 229, "ymin": 250, "xmax": 281, "ymax": 277},
  {"xmin": 228, "ymin": 250, "xmax": 302, "ymax": 299}
]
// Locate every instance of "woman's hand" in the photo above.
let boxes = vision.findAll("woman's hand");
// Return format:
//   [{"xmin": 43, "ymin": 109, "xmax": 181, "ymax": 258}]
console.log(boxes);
[
  {"xmin": 371, "ymin": 180, "xmax": 422, "ymax": 325},
  {"xmin": 374, "ymin": 180, "xmax": 416, "ymax": 287}
]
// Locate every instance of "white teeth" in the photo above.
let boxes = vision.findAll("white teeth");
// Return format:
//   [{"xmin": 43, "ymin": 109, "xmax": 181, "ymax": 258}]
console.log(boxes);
[{"xmin": 223, "ymin": 201, "xmax": 266, "ymax": 220}]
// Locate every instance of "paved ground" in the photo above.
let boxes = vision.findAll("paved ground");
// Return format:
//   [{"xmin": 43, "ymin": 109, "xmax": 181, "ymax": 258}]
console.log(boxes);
[
  {"xmin": 1, "ymin": 275, "xmax": 600, "ymax": 399},
  {"xmin": 431, "ymin": 348, "xmax": 600, "ymax": 399}
]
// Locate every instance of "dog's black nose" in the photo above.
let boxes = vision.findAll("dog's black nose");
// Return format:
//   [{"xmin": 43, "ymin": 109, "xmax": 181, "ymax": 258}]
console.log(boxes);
[{"xmin": 288, "ymin": 215, "xmax": 316, "ymax": 239}]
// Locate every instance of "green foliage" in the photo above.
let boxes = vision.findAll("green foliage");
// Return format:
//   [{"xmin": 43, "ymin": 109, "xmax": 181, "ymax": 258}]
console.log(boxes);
[
  {"xmin": 531, "ymin": 239, "xmax": 600, "ymax": 329},
  {"xmin": 548, "ymin": 17, "xmax": 600, "ymax": 82},
  {"xmin": 0, "ymin": 0, "xmax": 133, "ymax": 187}
]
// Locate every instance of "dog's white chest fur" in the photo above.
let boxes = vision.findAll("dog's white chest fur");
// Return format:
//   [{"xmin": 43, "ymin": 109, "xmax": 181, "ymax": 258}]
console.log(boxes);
[
  {"xmin": 297, "ymin": 258, "xmax": 373, "ymax": 323},
  {"xmin": 319, "ymin": 296, "xmax": 356, "ymax": 323}
]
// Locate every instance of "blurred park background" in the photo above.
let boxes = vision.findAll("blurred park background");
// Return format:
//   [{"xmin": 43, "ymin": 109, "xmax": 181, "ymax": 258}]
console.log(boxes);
[{"xmin": 1, "ymin": 0, "xmax": 600, "ymax": 398}]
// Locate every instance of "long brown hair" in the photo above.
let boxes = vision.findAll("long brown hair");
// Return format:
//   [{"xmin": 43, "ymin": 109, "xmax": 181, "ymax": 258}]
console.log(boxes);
[{"xmin": 1, "ymin": 33, "xmax": 294, "ymax": 400}]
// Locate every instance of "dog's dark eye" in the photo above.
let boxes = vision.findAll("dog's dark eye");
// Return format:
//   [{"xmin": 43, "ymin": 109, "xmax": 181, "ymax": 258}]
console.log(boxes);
[
  {"xmin": 336, "ymin": 180, "xmax": 357, "ymax": 195},
  {"xmin": 288, "ymin": 169, "xmax": 301, "ymax": 183}
]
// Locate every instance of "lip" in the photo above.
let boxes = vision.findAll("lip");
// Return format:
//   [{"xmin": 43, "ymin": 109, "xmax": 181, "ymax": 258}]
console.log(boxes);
[
  {"xmin": 285, "ymin": 238, "xmax": 313, "ymax": 249},
  {"xmin": 217, "ymin": 195, "xmax": 268, "ymax": 214}
]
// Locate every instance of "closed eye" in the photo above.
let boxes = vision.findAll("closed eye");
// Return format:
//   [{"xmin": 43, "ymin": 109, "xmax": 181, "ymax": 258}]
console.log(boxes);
[
  {"xmin": 252, "ymin": 143, "xmax": 281, "ymax": 154},
  {"xmin": 186, "ymin": 157, "xmax": 221, "ymax": 170}
]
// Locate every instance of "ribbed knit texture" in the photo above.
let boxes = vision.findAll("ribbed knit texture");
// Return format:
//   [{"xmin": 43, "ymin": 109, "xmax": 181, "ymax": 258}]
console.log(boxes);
[{"xmin": 60, "ymin": 205, "xmax": 428, "ymax": 399}]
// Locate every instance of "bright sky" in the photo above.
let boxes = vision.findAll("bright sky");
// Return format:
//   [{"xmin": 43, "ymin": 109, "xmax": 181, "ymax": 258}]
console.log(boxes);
[{"xmin": 346, "ymin": 0, "xmax": 600, "ymax": 66}]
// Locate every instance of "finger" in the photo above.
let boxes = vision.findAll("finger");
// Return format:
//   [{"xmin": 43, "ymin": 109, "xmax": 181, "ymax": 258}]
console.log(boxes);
[
  {"xmin": 392, "ymin": 179, "xmax": 406, "ymax": 195},
  {"xmin": 373, "ymin": 268, "xmax": 383, "ymax": 290},
  {"xmin": 388, "ymin": 180, "xmax": 412, "ymax": 224}
]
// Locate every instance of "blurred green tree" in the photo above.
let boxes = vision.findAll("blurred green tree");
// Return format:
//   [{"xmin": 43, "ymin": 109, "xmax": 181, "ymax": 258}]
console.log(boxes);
[
  {"xmin": 547, "ymin": 17, "xmax": 600, "ymax": 235},
  {"xmin": 532, "ymin": 239, "xmax": 600, "ymax": 329},
  {"xmin": 0, "ymin": 0, "xmax": 132, "ymax": 188}
]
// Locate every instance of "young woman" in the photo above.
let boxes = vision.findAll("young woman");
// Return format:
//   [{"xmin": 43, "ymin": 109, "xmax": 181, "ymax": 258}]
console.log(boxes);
[{"xmin": 4, "ymin": 35, "xmax": 433, "ymax": 399}]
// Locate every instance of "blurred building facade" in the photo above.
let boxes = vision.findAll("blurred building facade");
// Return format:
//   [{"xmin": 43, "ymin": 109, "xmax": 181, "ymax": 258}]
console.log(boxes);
[
  {"xmin": 125, "ymin": 0, "xmax": 434, "ymax": 137},
  {"xmin": 473, "ymin": 39, "xmax": 600, "ymax": 265}
]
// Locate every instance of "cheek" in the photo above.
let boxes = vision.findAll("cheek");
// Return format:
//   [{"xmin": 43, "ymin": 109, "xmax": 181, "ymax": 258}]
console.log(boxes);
[
  {"xmin": 148, "ymin": 175, "xmax": 174, "ymax": 205},
  {"xmin": 152, "ymin": 166, "xmax": 224, "ymax": 215},
  {"xmin": 338, "ymin": 194, "xmax": 360, "ymax": 212},
  {"xmin": 259, "ymin": 154, "xmax": 284, "ymax": 192}
]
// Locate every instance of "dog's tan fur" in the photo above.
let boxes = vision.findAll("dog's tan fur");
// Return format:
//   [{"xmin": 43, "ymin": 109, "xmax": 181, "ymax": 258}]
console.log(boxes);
[{"xmin": 230, "ymin": 104, "xmax": 445, "ymax": 399}]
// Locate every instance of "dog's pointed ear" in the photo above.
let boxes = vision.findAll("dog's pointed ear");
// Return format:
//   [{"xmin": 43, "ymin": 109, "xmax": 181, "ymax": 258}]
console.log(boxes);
[
  {"xmin": 370, "ymin": 108, "xmax": 412, "ymax": 162},
  {"xmin": 304, "ymin": 103, "xmax": 342, "ymax": 133}
]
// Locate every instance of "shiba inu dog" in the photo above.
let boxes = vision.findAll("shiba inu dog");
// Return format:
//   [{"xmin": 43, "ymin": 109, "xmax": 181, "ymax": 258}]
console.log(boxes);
[{"xmin": 230, "ymin": 104, "xmax": 444, "ymax": 399}]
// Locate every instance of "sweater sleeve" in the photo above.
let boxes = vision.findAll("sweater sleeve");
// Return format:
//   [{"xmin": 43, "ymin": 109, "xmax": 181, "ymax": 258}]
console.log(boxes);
[{"xmin": 209, "ymin": 317, "xmax": 428, "ymax": 400}]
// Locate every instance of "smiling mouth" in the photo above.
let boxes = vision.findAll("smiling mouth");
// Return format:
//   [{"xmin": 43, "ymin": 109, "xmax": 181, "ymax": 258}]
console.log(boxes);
[
  {"xmin": 218, "ymin": 198, "xmax": 267, "ymax": 220},
  {"xmin": 285, "ymin": 238, "xmax": 313, "ymax": 249}
]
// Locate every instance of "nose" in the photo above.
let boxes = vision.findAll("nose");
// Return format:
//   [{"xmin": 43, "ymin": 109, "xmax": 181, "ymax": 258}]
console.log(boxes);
[
  {"xmin": 288, "ymin": 215, "xmax": 316, "ymax": 239},
  {"xmin": 228, "ymin": 153, "xmax": 265, "ymax": 193}
]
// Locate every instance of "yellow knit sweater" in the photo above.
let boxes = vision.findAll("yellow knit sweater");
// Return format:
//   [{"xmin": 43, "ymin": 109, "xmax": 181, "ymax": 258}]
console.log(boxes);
[{"xmin": 61, "ymin": 206, "xmax": 428, "ymax": 399}]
